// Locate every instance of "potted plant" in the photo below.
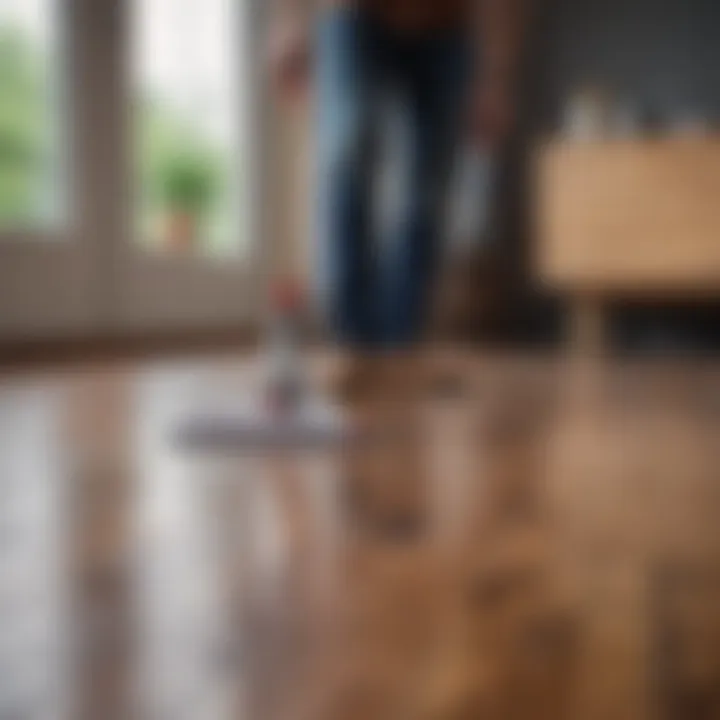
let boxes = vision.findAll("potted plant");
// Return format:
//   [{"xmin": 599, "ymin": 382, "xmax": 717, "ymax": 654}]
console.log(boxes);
[{"xmin": 157, "ymin": 147, "xmax": 218, "ymax": 252}]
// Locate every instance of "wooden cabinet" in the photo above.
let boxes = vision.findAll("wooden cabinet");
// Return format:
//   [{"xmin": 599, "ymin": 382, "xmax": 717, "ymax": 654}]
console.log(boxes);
[{"xmin": 535, "ymin": 138, "xmax": 720, "ymax": 350}]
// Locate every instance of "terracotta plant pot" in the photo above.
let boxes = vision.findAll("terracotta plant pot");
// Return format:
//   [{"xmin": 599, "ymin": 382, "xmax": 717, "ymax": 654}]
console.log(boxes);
[{"xmin": 164, "ymin": 210, "xmax": 197, "ymax": 252}]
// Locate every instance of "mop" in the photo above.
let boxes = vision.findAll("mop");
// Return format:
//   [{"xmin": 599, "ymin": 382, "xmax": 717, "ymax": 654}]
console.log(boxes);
[
  {"xmin": 174, "ymin": 278, "xmax": 358, "ymax": 453},
  {"xmin": 170, "ymin": 62, "xmax": 366, "ymax": 454},
  {"xmin": 173, "ymin": 113, "xmax": 494, "ymax": 453}
]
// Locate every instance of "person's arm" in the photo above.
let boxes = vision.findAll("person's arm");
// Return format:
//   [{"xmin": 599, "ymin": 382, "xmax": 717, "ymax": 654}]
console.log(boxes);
[
  {"xmin": 477, "ymin": 0, "xmax": 524, "ymax": 89},
  {"xmin": 268, "ymin": 0, "xmax": 317, "ymax": 98},
  {"xmin": 471, "ymin": 0, "xmax": 526, "ymax": 143},
  {"xmin": 271, "ymin": 0, "xmax": 317, "ymax": 22}
]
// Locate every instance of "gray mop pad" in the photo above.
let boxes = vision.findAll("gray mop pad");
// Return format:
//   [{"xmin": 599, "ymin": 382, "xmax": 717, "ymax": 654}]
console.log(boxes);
[{"xmin": 173, "ymin": 395, "xmax": 358, "ymax": 453}]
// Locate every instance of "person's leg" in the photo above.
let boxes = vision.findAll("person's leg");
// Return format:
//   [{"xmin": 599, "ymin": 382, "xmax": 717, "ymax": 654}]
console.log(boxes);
[
  {"xmin": 316, "ymin": 9, "xmax": 385, "ymax": 347},
  {"xmin": 382, "ymin": 33, "xmax": 471, "ymax": 346}
]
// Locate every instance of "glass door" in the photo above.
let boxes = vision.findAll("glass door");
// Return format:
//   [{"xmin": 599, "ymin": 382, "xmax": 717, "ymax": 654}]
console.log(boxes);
[
  {"xmin": 0, "ymin": 0, "xmax": 264, "ymax": 341},
  {"xmin": 115, "ymin": 0, "xmax": 262, "ymax": 332},
  {"xmin": 0, "ymin": 0, "xmax": 95, "ymax": 338}
]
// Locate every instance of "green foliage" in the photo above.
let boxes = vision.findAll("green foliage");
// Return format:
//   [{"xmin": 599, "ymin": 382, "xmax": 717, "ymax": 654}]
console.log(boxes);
[
  {"xmin": 0, "ymin": 24, "xmax": 49, "ymax": 223},
  {"xmin": 0, "ymin": 22, "xmax": 227, "ymax": 237},
  {"xmin": 136, "ymin": 97, "xmax": 224, "ymax": 232},
  {"xmin": 156, "ymin": 146, "xmax": 219, "ymax": 216}
]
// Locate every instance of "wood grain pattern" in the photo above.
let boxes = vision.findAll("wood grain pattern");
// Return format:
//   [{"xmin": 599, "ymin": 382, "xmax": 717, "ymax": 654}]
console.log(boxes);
[
  {"xmin": 0, "ymin": 353, "xmax": 719, "ymax": 719},
  {"xmin": 536, "ymin": 138, "xmax": 720, "ymax": 292}
]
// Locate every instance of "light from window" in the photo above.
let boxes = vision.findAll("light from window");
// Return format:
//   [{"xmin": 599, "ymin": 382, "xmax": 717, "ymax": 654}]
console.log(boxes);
[
  {"xmin": 0, "ymin": 0, "xmax": 64, "ymax": 231},
  {"xmin": 132, "ymin": 0, "xmax": 248, "ymax": 258}
]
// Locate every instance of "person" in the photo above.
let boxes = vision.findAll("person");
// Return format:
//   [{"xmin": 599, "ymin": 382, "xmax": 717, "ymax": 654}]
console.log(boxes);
[{"xmin": 268, "ymin": 0, "xmax": 523, "ymax": 389}]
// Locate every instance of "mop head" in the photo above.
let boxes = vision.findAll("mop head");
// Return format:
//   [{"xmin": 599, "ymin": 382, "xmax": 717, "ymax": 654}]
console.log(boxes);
[
  {"xmin": 173, "ymin": 394, "xmax": 357, "ymax": 453},
  {"xmin": 174, "ymin": 277, "xmax": 362, "ymax": 453}
]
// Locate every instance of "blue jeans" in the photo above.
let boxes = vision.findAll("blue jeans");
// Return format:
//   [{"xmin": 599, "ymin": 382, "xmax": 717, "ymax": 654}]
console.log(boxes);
[{"xmin": 316, "ymin": 8, "xmax": 471, "ymax": 348}]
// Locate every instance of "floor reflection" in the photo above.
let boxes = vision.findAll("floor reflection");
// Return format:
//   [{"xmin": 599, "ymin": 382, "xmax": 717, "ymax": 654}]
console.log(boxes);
[
  {"xmin": 0, "ymin": 356, "xmax": 718, "ymax": 719},
  {"xmin": 0, "ymin": 386, "xmax": 72, "ymax": 719}
]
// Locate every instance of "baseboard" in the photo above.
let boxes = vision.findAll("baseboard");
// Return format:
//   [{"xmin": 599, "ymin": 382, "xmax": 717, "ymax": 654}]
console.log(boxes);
[{"xmin": 0, "ymin": 324, "xmax": 260, "ymax": 370}]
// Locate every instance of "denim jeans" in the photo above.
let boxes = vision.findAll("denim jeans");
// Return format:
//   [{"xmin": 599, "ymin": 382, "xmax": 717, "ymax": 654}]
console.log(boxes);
[{"xmin": 316, "ymin": 8, "xmax": 471, "ymax": 348}]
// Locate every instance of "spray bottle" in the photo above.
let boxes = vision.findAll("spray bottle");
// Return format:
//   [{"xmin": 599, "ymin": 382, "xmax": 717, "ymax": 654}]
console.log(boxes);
[{"xmin": 264, "ymin": 278, "xmax": 309, "ymax": 415}]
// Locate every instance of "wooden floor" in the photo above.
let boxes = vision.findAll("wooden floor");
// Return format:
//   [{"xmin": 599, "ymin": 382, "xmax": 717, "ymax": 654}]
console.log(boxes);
[{"xmin": 1, "ymin": 352, "xmax": 719, "ymax": 720}]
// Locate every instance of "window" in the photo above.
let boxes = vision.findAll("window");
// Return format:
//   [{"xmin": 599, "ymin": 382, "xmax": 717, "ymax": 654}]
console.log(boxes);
[
  {"xmin": 0, "ymin": 0, "xmax": 64, "ymax": 231},
  {"xmin": 132, "ymin": 0, "xmax": 248, "ymax": 258}
]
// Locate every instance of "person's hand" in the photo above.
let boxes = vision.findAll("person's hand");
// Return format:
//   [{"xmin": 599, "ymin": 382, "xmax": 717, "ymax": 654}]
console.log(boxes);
[
  {"xmin": 467, "ymin": 80, "xmax": 514, "ymax": 148},
  {"xmin": 267, "ymin": 15, "xmax": 311, "ymax": 101}
]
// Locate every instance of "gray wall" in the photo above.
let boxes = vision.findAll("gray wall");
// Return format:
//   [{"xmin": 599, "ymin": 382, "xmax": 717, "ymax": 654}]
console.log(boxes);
[
  {"xmin": 536, "ymin": 0, "xmax": 720, "ymax": 132},
  {"xmin": 496, "ymin": 0, "xmax": 720, "ymax": 347}
]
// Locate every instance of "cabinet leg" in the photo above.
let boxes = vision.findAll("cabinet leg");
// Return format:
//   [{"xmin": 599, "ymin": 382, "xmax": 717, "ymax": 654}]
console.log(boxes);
[{"xmin": 569, "ymin": 296, "xmax": 605, "ymax": 355}]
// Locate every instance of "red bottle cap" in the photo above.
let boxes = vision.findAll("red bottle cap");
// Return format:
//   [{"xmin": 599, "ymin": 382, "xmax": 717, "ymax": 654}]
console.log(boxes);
[{"xmin": 271, "ymin": 278, "xmax": 305, "ymax": 312}]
